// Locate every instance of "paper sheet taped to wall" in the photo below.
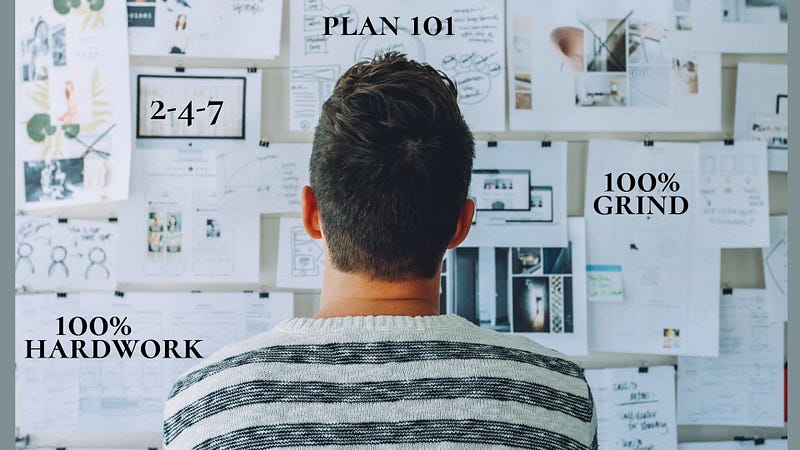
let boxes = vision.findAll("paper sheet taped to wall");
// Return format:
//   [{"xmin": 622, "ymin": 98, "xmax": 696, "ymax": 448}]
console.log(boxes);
[
  {"xmin": 462, "ymin": 141, "xmax": 568, "ymax": 248},
  {"xmin": 506, "ymin": 0, "xmax": 722, "ymax": 132},
  {"xmin": 15, "ymin": 291, "xmax": 294, "ymax": 434},
  {"xmin": 15, "ymin": 0, "xmax": 133, "ymax": 209},
  {"xmin": 128, "ymin": 0, "xmax": 283, "ymax": 59},
  {"xmin": 585, "ymin": 140, "xmax": 721, "ymax": 356},
  {"xmin": 14, "ymin": 216, "xmax": 117, "ymax": 291},
  {"xmin": 118, "ymin": 148, "xmax": 259, "ymax": 283},
  {"xmin": 289, "ymin": 0, "xmax": 506, "ymax": 132},
  {"xmin": 446, "ymin": 218, "xmax": 588, "ymax": 355}
]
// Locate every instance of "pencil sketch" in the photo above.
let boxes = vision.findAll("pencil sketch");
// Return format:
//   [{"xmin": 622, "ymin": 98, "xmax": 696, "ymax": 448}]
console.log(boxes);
[
  {"xmin": 14, "ymin": 216, "xmax": 116, "ymax": 289},
  {"xmin": 290, "ymin": 225, "xmax": 324, "ymax": 277}
]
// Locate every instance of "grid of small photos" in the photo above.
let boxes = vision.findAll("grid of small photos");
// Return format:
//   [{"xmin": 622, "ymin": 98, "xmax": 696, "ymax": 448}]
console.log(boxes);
[{"xmin": 446, "ymin": 242, "xmax": 574, "ymax": 335}]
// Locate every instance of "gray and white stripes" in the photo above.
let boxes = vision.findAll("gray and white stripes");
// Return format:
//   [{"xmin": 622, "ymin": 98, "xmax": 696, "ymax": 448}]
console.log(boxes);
[{"xmin": 163, "ymin": 314, "xmax": 597, "ymax": 450}]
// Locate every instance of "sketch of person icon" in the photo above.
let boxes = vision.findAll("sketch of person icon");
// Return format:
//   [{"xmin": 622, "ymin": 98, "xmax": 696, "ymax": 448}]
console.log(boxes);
[
  {"xmin": 48, "ymin": 245, "xmax": 69, "ymax": 278},
  {"xmin": 15, "ymin": 242, "xmax": 35, "ymax": 275},
  {"xmin": 85, "ymin": 246, "xmax": 110, "ymax": 280}
]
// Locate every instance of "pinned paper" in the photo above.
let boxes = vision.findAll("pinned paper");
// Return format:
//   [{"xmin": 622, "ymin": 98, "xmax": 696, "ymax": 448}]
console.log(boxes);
[{"xmin": 587, "ymin": 265, "xmax": 624, "ymax": 302}]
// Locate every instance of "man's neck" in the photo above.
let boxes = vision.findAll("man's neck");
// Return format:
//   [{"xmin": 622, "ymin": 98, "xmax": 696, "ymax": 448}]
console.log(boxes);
[{"xmin": 315, "ymin": 266, "xmax": 441, "ymax": 318}]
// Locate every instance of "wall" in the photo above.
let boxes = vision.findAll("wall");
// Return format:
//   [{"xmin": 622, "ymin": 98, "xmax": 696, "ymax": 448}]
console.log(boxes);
[{"xmin": 21, "ymin": 0, "xmax": 787, "ymax": 446}]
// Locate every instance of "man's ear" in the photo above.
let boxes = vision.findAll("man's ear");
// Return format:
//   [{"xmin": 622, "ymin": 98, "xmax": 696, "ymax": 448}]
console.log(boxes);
[
  {"xmin": 446, "ymin": 198, "xmax": 475, "ymax": 249},
  {"xmin": 301, "ymin": 185, "xmax": 323, "ymax": 239}
]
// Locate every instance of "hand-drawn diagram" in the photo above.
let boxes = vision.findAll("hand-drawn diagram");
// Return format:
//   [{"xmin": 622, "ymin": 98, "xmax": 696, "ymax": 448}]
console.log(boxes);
[
  {"xmin": 14, "ymin": 216, "xmax": 117, "ymax": 290},
  {"xmin": 290, "ymin": 226, "xmax": 324, "ymax": 277},
  {"xmin": 290, "ymin": 0, "xmax": 506, "ymax": 132},
  {"xmin": 216, "ymin": 143, "xmax": 312, "ymax": 214},
  {"xmin": 762, "ymin": 215, "xmax": 787, "ymax": 322},
  {"xmin": 277, "ymin": 217, "xmax": 325, "ymax": 288}
]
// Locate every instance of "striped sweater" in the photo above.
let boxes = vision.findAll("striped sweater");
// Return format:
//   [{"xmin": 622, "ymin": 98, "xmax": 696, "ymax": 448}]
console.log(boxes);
[{"xmin": 163, "ymin": 314, "xmax": 598, "ymax": 449}]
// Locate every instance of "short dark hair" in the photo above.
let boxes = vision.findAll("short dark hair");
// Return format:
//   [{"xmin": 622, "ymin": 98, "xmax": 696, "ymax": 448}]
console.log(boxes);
[{"xmin": 310, "ymin": 52, "xmax": 474, "ymax": 281}]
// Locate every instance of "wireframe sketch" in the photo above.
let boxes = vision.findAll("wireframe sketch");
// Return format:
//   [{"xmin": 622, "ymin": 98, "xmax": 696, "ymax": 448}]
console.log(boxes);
[
  {"xmin": 14, "ymin": 216, "xmax": 117, "ymax": 289},
  {"xmin": 127, "ymin": 0, "xmax": 283, "ymax": 59},
  {"xmin": 290, "ymin": 226, "xmax": 324, "ymax": 277},
  {"xmin": 290, "ymin": 0, "xmax": 506, "ymax": 131}
]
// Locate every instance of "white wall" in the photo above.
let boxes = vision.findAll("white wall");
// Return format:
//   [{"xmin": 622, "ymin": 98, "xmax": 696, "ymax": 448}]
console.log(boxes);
[{"xmin": 21, "ymin": 0, "xmax": 787, "ymax": 446}]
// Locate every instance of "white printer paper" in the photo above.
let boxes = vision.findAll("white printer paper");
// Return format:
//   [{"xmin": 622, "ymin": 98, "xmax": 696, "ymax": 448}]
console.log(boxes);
[
  {"xmin": 585, "ymin": 366, "xmax": 678, "ymax": 450},
  {"xmin": 677, "ymin": 289, "xmax": 784, "ymax": 427},
  {"xmin": 586, "ymin": 141, "xmax": 721, "ymax": 356},
  {"xmin": 763, "ymin": 215, "xmax": 788, "ymax": 322},
  {"xmin": 276, "ymin": 216, "xmax": 325, "ymax": 289}
]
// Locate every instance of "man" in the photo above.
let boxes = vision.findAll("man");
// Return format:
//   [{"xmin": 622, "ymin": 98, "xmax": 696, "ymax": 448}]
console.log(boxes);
[{"xmin": 163, "ymin": 52, "xmax": 597, "ymax": 449}]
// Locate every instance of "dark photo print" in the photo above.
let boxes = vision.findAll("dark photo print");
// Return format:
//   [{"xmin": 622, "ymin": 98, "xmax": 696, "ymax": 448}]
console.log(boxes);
[
  {"xmin": 512, "ymin": 276, "xmax": 550, "ymax": 333},
  {"xmin": 24, "ymin": 158, "xmax": 84, "ymax": 202},
  {"xmin": 512, "ymin": 247, "xmax": 542, "ymax": 275},
  {"xmin": 543, "ymin": 242, "xmax": 572, "ymax": 275}
]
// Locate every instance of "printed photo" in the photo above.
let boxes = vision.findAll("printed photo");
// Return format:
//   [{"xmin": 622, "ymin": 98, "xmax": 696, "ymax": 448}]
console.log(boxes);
[
  {"xmin": 165, "ymin": 212, "xmax": 182, "ymax": 253},
  {"xmin": 51, "ymin": 23, "xmax": 66, "ymax": 66},
  {"xmin": 23, "ymin": 158, "xmax": 84, "ymax": 202},
  {"xmin": 629, "ymin": 66, "xmax": 670, "ymax": 107},
  {"xmin": 451, "ymin": 248, "xmax": 511, "ymax": 332},
  {"xmin": 722, "ymin": 0, "xmax": 786, "ymax": 23},
  {"xmin": 575, "ymin": 73, "xmax": 627, "ymax": 107},
  {"xmin": 672, "ymin": 57, "xmax": 699, "ymax": 95},
  {"xmin": 512, "ymin": 276, "xmax": 550, "ymax": 333},
  {"xmin": 628, "ymin": 20, "xmax": 668, "ymax": 65},
  {"xmin": 206, "ymin": 219, "xmax": 221, "ymax": 237},
  {"xmin": 663, "ymin": 328, "xmax": 680, "ymax": 348},
  {"xmin": 543, "ymin": 244, "xmax": 572, "ymax": 275},
  {"xmin": 512, "ymin": 248, "xmax": 542, "ymax": 275},
  {"xmin": 20, "ymin": 18, "xmax": 53, "ymax": 81},
  {"xmin": 170, "ymin": 14, "xmax": 190, "ymax": 54},
  {"xmin": 582, "ymin": 17, "xmax": 627, "ymax": 72},
  {"xmin": 148, "ymin": 231, "xmax": 164, "ymax": 253}
]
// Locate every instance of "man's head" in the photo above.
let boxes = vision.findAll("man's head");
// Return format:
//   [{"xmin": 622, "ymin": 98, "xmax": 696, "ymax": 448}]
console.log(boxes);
[{"xmin": 303, "ymin": 52, "xmax": 475, "ymax": 281}]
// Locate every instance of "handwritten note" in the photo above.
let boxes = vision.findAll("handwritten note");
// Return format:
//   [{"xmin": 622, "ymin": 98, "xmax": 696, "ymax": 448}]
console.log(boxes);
[
  {"xmin": 698, "ymin": 141, "xmax": 770, "ymax": 248},
  {"xmin": 587, "ymin": 265, "xmax": 624, "ymax": 302},
  {"xmin": 585, "ymin": 366, "xmax": 677, "ymax": 450}
]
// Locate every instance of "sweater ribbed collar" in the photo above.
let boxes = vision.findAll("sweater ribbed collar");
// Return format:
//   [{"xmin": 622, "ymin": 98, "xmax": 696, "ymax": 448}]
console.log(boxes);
[{"xmin": 275, "ymin": 314, "xmax": 471, "ymax": 333}]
